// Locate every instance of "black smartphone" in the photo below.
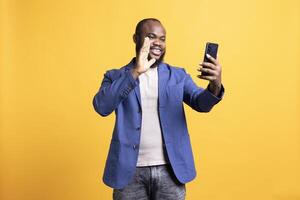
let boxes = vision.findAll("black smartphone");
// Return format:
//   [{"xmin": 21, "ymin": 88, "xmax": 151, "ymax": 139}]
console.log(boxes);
[{"xmin": 202, "ymin": 42, "xmax": 219, "ymax": 76}]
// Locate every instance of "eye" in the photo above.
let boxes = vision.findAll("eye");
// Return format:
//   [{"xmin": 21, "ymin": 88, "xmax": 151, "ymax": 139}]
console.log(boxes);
[{"xmin": 160, "ymin": 37, "xmax": 166, "ymax": 42}]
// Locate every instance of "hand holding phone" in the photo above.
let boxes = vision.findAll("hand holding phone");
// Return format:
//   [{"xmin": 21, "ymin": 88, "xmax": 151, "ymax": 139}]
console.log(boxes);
[{"xmin": 197, "ymin": 42, "xmax": 222, "ymax": 96}]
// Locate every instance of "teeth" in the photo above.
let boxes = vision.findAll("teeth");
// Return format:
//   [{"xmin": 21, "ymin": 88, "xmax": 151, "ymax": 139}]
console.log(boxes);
[
  {"xmin": 152, "ymin": 49, "xmax": 161, "ymax": 55},
  {"xmin": 151, "ymin": 47, "xmax": 161, "ymax": 51}
]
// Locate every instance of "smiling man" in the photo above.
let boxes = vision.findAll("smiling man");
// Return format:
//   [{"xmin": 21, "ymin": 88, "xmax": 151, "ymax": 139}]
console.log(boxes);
[
  {"xmin": 93, "ymin": 18, "xmax": 224, "ymax": 200},
  {"xmin": 133, "ymin": 19, "xmax": 166, "ymax": 69}
]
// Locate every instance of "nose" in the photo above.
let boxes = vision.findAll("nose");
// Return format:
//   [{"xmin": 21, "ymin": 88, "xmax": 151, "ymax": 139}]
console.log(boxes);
[{"xmin": 152, "ymin": 38, "xmax": 161, "ymax": 46}]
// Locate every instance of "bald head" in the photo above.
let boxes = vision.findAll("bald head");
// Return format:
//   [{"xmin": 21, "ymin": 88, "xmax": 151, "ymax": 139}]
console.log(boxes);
[{"xmin": 135, "ymin": 18, "xmax": 162, "ymax": 35}]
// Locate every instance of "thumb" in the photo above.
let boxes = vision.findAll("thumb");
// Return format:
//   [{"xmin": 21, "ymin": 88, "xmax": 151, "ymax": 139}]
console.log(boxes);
[{"xmin": 147, "ymin": 58, "xmax": 156, "ymax": 67}]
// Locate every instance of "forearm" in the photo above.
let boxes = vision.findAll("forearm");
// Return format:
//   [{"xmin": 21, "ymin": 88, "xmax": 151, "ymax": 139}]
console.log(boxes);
[
  {"xmin": 93, "ymin": 70, "xmax": 138, "ymax": 116},
  {"xmin": 194, "ymin": 84, "xmax": 224, "ymax": 112}
]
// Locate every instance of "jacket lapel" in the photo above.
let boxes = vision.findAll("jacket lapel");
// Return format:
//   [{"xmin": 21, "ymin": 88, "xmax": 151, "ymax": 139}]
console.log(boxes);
[
  {"xmin": 124, "ymin": 59, "xmax": 142, "ymax": 109},
  {"xmin": 125, "ymin": 59, "xmax": 169, "ymax": 109},
  {"xmin": 158, "ymin": 63, "xmax": 169, "ymax": 108},
  {"xmin": 133, "ymin": 79, "xmax": 141, "ymax": 109}
]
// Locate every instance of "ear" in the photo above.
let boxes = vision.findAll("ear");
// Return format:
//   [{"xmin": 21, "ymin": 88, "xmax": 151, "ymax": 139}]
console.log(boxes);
[{"xmin": 133, "ymin": 34, "xmax": 138, "ymax": 44}]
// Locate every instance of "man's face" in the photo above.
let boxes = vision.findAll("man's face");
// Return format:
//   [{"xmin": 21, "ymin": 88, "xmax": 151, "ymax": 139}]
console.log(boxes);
[{"xmin": 134, "ymin": 21, "xmax": 166, "ymax": 66}]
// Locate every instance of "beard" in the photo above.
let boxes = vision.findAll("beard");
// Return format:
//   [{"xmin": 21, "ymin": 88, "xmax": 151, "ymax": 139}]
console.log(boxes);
[
  {"xmin": 148, "ymin": 51, "xmax": 165, "ymax": 68},
  {"xmin": 135, "ymin": 40, "xmax": 165, "ymax": 68}
]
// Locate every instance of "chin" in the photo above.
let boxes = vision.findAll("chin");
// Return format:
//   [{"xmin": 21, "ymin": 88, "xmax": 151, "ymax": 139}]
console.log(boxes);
[
  {"xmin": 151, "ymin": 55, "xmax": 161, "ymax": 61},
  {"xmin": 149, "ymin": 52, "xmax": 165, "ymax": 67}
]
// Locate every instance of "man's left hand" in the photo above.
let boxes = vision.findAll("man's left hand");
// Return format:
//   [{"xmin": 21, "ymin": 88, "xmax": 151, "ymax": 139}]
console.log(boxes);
[{"xmin": 197, "ymin": 54, "xmax": 222, "ymax": 96}]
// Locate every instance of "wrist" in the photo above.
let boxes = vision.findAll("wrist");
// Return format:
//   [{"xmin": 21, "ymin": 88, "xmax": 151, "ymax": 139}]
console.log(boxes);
[
  {"xmin": 208, "ymin": 82, "xmax": 222, "ymax": 96},
  {"xmin": 210, "ymin": 81, "xmax": 221, "ymax": 89},
  {"xmin": 131, "ymin": 68, "xmax": 141, "ymax": 79}
]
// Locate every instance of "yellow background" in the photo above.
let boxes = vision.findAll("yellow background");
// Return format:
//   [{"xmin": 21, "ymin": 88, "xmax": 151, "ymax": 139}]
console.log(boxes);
[{"xmin": 1, "ymin": 0, "xmax": 300, "ymax": 199}]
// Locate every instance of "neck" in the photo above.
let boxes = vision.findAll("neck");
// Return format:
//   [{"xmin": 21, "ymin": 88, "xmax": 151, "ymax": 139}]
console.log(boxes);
[{"xmin": 150, "ymin": 64, "xmax": 158, "ymax": 68}]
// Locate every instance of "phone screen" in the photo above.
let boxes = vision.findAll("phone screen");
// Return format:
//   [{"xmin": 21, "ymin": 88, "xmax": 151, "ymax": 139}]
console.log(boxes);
[
  {"xmin": 202, "ymin": 42, "xmax": 218, "ymax": 76},
  {"xmin": 203, "ymin": 42, "xmax": 218, "ymax": 63}
]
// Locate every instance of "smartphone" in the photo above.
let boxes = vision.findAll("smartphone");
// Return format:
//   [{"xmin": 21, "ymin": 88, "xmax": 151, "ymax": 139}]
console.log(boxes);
[{"xmin": 202, "ymin": 42, "xmax": 219, "ymax": 76}]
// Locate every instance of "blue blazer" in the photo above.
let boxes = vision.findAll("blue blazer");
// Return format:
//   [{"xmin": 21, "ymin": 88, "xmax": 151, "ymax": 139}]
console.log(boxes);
[{"xmin": 93, "ymin": 59, "xmax": 224, "ymax": 189}]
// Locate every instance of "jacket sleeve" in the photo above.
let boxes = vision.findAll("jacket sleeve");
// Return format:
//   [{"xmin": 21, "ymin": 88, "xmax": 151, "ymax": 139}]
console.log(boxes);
[
  {"xmin": 93, "ymin": 69, "xmax": 138, "ymax": 116},
  {"xmin": 183, "ymin": 71, "xmax": 225, "ymax": 112}
]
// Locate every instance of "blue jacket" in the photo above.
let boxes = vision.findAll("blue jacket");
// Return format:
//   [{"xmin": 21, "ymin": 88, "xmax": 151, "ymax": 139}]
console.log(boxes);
[{"xmin": 93, "ymin": 59, "xmax": 224, "ymax": 189}]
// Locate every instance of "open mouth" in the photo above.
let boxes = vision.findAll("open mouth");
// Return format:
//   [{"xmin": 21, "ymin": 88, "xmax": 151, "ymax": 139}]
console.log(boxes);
[{"xmin": 150, "ymin": 47, "xmax": 163, "ymax": 57}]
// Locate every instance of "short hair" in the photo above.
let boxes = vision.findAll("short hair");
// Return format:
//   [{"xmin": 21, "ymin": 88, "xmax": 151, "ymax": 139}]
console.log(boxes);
[{"xmin": 135, "ymin": 18, "xmax": 161, "ymax": 36}]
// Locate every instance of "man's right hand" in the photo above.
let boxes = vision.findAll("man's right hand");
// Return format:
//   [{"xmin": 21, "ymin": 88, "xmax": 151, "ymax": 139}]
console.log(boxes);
[{"xmin": 131, "ymin": 37, "xmax": 156, "ymax": 79}]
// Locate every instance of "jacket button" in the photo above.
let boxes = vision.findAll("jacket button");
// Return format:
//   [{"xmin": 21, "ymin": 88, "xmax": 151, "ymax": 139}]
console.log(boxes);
[
  {"xmin": 136, "ymin": 127, "xmax": 141, "ymax": 130},
  {"xmin": 133, "ymin": 145, "xmax": 138, "ymax": 150}
]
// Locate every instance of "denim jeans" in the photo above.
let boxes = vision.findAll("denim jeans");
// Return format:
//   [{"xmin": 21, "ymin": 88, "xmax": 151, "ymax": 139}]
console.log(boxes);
[{"xmin": 113, "ymin": 164, "xmax": 186, "ymax": 200}]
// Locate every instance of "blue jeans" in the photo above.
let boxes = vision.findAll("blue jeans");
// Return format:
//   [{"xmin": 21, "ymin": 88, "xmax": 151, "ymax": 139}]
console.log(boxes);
[{"xmin": 113, "ymin": 164, "xmax": 186, "ymax": 200}]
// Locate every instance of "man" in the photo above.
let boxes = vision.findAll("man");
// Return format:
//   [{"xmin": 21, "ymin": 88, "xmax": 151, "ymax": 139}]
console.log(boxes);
[{"xmin": 93, "ymin": 18, "xmax": 224, "ymax": 200}]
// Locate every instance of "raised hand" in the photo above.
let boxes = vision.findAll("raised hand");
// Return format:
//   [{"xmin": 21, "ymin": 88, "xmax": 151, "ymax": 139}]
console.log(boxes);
[{"xmin": 131, "ymin": 37, "xmax": 156, "ymax": 78}]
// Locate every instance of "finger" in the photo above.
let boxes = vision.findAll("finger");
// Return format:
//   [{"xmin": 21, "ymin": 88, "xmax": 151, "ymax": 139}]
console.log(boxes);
[
  {"xmin": 206, "ymin": 54, "xmax": 218, "ymax": 65},
  {"xmin": 140, "ymin": 38, "xmax": 151, "ymax": 59},
  {"xmin": 197, "ymin": 68, "xmax": 216, "ymax": 76},
  {"xmin": 197, "ymin": 74, "xmax": 216, "ymax": 81},
  {"xmin": 199, "ymin": 62, "xmax": 216, "ymax": 70},
  {"xmin": 141, "ymin": 37, "xmax": 150, "ymax": 52},
  {"xmin": 147, "ymin": 58, "xmax": 156, "ymax": 68}
]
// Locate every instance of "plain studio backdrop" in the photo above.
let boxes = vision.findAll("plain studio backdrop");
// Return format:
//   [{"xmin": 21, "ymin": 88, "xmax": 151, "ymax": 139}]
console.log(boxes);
[{"xmin": 1, "ymin": 0, "xmax": 299, "ymax": 199}]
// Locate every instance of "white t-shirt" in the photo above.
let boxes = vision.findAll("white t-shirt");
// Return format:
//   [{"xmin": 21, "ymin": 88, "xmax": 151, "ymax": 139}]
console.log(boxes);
[{"xmin": 136, "ymin": 67, "xmax": 168, "ymax": 167}]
